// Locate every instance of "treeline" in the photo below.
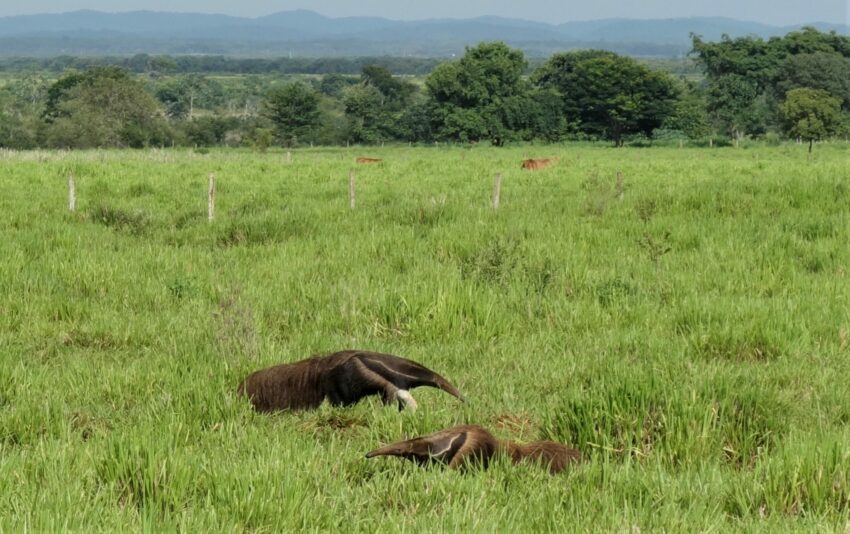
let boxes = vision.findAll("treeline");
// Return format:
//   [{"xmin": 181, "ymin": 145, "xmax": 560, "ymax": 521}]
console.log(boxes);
[
  {"xmin": 1, "ymin": 28, "xmax": 849, "ymax": 151},
  {"xmin": 0, "ymin": 55, "xmax": 442, "ymax": 76},
  {"xmin": 691, "ymin": 28, "xmax": 850, "ymax": 150}
]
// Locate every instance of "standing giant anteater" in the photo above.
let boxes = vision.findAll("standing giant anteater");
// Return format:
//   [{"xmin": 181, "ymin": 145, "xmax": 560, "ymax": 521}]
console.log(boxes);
[{"xmin": 238, "ymin": 350, "xmax": 464, "ymax": 412}]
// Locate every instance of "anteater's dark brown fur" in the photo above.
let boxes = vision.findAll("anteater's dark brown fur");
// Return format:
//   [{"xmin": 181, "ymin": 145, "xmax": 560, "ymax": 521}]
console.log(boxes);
[
  {"xmin": 366, "ymin": 424, "xmax": 581, "ymax": 474},
  {"xmin": 238, "ymin": 350, "xmax": 464, "ymax": 412}
]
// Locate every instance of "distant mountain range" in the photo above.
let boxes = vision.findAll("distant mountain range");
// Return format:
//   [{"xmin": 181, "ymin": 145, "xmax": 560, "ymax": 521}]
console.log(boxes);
[{"xmin": 0, "ymin": 10, "xmax": 847, "ymax": 58}]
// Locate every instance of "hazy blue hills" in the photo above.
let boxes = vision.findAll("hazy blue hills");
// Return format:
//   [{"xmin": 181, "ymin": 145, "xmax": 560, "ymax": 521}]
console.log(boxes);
[{"xmin": 0, "ymin": 10, "xmax": 847, "ymax": 57}]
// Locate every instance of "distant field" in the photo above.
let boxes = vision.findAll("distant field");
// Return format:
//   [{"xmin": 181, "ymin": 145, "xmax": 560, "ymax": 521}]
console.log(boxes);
[{"xmin": 1, "ymin": 144, "xmax": 848, "ymax": 530}]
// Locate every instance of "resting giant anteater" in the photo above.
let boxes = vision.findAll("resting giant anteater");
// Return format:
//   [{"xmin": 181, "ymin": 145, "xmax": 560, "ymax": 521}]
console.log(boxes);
[{"xmin": 366, "ymin": 424, "xmax": 582, "ymax": 474}]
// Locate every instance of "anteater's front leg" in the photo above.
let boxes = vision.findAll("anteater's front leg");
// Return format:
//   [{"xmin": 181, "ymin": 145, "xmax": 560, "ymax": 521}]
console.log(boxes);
[{"xmin": 352, "ymin": 357, "xmax": 418, "ymax": 411}]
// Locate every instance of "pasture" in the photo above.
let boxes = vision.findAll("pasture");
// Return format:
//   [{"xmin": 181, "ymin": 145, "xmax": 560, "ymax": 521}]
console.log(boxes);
[{"xmin": 0, "ymin": 144, "xmax": 849, "ymax": 531}]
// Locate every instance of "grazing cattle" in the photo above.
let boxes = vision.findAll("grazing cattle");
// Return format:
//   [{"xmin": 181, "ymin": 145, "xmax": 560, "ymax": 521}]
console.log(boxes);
[
  {"xmin": 366, "ymin": 424, "xmax": 582, "ymax": 474},
  {"xmin": 356, "ymin": 157, "xmax": 383, "ymax": 164},
  {"xmin": 521, "ymin": 157, "xmax": 558, "ymax": 171},
  {"xmin": 238, "ymin": 350, "xmax": 464, "ymax": 412}
]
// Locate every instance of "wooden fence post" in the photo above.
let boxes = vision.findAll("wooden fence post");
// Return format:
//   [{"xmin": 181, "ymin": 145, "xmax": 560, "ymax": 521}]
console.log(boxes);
[
  {"xmin": 349, "ymin": 170, "xmax": 356, "ymax": 210},
  {"xmin": 492, "ymin": 173, "xmax": 502, "ymax": 209},
  {"xmin": 68, "ymin": 174, "xmax": 76, "ymax": 212},
  {"xmin": 286, "ymin": 150, "xmax": 292, "ymax": 163},
  {"xmin": 208, "ymin": 173, "xmax": 216, "ymax": 222}
]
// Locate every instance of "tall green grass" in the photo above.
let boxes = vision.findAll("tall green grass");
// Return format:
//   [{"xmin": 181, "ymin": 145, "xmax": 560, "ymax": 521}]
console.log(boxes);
[{"xmin": 1, "ymin": 143, "xmax": 848, "ymax": 530}]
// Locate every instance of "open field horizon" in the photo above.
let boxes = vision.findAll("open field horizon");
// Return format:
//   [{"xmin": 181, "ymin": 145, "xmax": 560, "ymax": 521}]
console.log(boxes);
[{"xmin": 1, "ymin": 144, "xmax": 849, "ymax": 530}]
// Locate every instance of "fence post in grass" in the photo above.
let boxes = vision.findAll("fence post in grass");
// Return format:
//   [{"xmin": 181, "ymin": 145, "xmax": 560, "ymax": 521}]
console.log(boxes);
[
  {"xmin": 615, "ymin": 171, "xmax": 624, "ymax": 200},
  {"xmin": 68, "ymin": 173, "xmax": 76, "ymax": 212},
  {"xmin": 208, "ymin": 173, "xmax": 216, "ymax": 222},
  {"xmin": 286, "ymin": 150, "xmax": 292, "ymax": 163},
  {"xmin": 349, "ymin": 170, "xmax": 356, "ymax": 210},
  {"xmin": 492, "ymin": 173, "xmax": 502, "ymax": 209}
]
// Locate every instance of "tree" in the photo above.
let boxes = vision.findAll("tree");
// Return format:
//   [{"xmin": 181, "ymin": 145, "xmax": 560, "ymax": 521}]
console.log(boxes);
[
  {"xmin": 690, "ymin": 29, "xmax": 850, "ymax": 140},
  {"xmin": 0, "ymin": 74, "xmax": 48, "ymax": 149},
  {"xmin": 155, "ymin": 75, "xmax": 225, "ymax": 120},
  {"xmin": 341, "ymin": 65, "xmax": 418, "ymax": 143},
  {"xmin": 707, "ymin": 74, "xmax": 764, "ymax": 140},
  {"xmin": 342, "ymin": 84, "xmax": 394, "ymax": 143},
  {"xmin": 779, "ymin": 88, "xmax": 842, "ymax": 152},
  {"xmin": 502, "ymin": 88, "xmax": 568, "ymax": 142},
  {"xmin": 263, "ymin": 82, "xmax": 321, "ymax": 147},
  {"xmin": 318, "ymin": 73, "xmax": 357, "ymax": 97},
  {"xmin": 396, "ymin": 101, "xmax": 437, "ymax": 143},
  {"xmin": 425, "ymin": 41, "xmax": 530, "ymax": 145},
  {"xmin": 183, "ymin": 116, "xmax": 239, "ymax": 146},
  {"xmin": 776, "ymin": 52, "xmax": 850, "ymax": 109},
  {"xmin": 662, "ymin": 82, "xmax": 712, "ymax": 139},
  {"xmin": 534, "ymin": 51, "xmax": 678, "ymax": 145},
  {"xmin": 690, "ymin": 35, "xmax": 783, "ymax": 92},
  {"xmin": 43, "ymin": 67, "xmax": 171, "ymax": 148},
  {"xmin": 690, "ymin": 34, "xmax": 784, "ymax": 139},
  {"xmin": 360, "ymin": 65, "xmax": 416, "ymax": 111},
  {"xmin": 0, "ymin": 90, "xmax": 37, "ymax": 149},
  {"xmin": 147, "ymin": 56, "xmax": 177, "ymax": 78}
]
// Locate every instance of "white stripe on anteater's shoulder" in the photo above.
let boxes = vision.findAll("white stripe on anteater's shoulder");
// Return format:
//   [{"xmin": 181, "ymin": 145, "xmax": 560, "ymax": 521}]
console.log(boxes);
[
  {"xmin": 238, "ymin": 350, "xmax": 463, "ymax": 413},
  {"xmin": 366, "ymin": 425, "xmax": 583, "ymax": 474},
  {"xmin": 361, "ymin": 357, "xmax": 422, "ymax": 382}
]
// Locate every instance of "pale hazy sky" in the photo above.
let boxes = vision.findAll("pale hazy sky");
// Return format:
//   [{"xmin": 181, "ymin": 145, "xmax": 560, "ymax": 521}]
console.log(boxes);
[{"xmin": 1, "ymin": 0, "xmax": 848, "ymax": 27}]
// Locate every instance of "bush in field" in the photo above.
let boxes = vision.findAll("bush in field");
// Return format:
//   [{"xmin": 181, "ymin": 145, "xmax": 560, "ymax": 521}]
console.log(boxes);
[
  {"xmin": 263, "ymin": 82, "xmax": 321, "ymax": 148},
  {"xmin": 43, "ymin": 67, "xmax": 172, "ymax": 148},
  {"xmin": 182, "ymin": 116, "xmax": 241, "ymax": 147},
  {"xmin": 779, "ymin": 88, "xmax": 842, "ymax": 152}
]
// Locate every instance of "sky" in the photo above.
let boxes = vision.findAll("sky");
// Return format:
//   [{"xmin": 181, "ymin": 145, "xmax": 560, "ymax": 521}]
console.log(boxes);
[{"xmin": 0, "ymin": 0, "xmax": 848, "ymax": 27}]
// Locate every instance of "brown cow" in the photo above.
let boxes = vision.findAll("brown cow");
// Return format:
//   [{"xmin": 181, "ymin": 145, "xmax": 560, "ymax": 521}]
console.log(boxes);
[
  {"xmin": 521, "ymin": 157, "xmax": 559, "ymax": 170},
  {"xmin": 356, "ymin": 157, "xmax": 383, "ymax": 164}
]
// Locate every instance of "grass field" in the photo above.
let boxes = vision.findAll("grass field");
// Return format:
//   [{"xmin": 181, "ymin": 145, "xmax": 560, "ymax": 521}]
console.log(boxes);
[{"xmin": 1, "ymin": 144, "xmax": 849, "ymax": 531}]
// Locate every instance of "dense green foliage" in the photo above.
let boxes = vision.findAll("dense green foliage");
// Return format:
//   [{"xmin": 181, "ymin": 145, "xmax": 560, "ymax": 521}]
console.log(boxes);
[
  {"xmin": 692, "ymin": 27, "xmax": 850, "ymax": 141},
  {"xmin": 1, "ymin": 144, "xmax": 849, "ymax": 530},
  {"xmin": 342, "ymin": 66, "xmax": 418, "ymax": 144},
  {"xmin": 41, "ymin": 67, "xmax": 170, "ymax": 149},
  {"xmin": 535, "ymin": 51, "xmax": 678, "ymax": 145},
  {"xmin": 2, "ymin": 29, "xmax": 850, "ymax": 149}
]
